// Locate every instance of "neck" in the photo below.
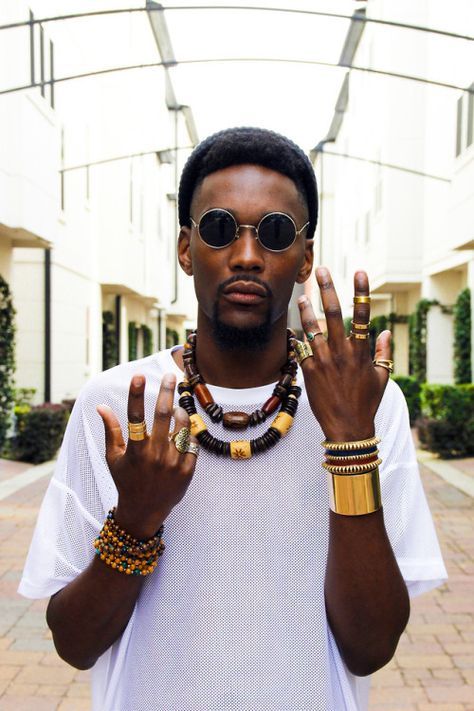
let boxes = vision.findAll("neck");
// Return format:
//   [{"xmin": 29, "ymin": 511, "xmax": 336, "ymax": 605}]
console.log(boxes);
[{"xmin": 177, "ymin": 312, "xmax": 290, "ymax": 388}]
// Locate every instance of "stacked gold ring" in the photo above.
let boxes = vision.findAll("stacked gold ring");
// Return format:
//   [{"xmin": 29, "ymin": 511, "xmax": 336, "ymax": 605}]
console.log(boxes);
[
  {"xmin": 351, "ymin": 320, "xmax": 370, "ymax": 339},
  {"xmin": 353, "ymin": 295, "xmax": 371, "ymax": 304},
  {"xmin": 128, "ymin": 420, "xmax": 147, "ymax": 441}
]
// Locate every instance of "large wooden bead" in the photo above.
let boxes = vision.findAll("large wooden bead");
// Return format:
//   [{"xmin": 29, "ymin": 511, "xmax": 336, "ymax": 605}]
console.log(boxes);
[
  {"xmin": 270, "ymin": 412, "xmax": 294, "ymax": 437},
  {"xmin": 194, "ymin": 383, "xmax": 214, "ymax": 408},
  {"xmin": 230, "ymin": 440, "xmax": 252, "ymax": 459},
  {"xmin": 189, "ymin": 414, "xmax": 207, "ymax": 436},
  {"xmin": 262, "ymin": 395, "xmax": 281, "ymax": 415},
  {"xmin": 223, "ymin": 411, "xmax": 250, "ymax": 430}
]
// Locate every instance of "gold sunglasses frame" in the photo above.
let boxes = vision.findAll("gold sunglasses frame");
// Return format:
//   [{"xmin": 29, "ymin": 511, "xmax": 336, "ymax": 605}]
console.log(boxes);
[{"xmin": 190, "ymin": 208, "xmax": 309, "ymax": 253}]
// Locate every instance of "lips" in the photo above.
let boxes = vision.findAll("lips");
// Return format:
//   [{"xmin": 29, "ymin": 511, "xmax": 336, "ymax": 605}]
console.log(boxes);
[{"xmin": 222, "ymin": 281, "xmax": 268, "ymax": 305}]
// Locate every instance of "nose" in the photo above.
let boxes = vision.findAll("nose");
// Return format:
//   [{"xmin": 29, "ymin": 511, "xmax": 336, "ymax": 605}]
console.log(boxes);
[{"xmin": 227, "ymin": 226, "xmax": 265, "ymax": 273}]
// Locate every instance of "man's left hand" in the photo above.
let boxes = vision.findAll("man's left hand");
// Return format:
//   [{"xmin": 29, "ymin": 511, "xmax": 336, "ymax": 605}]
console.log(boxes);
[{"xmin": 297, "ymin": 267, "xmax": 392, "ymax": 443}]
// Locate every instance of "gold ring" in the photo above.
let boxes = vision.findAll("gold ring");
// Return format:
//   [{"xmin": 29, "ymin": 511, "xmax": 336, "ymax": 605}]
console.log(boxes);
[
  {"xmin": 185, "ymin": 442, "xmax": 200, "ymax": 457},
  {"xmin": 170, "ymin": 427, "xmax": 191, "ymax": 454},
  {"xmin": 353, "ymin": 296, "xmax": 371, "ymax": 304},
  {"xmin": 351, "ymin": 332, "xmax": 370, "ymax": 340},
  {"xmin": 293, "ymin": 340, "xmax": 314, "ymax": 364},
  {"xmin": 373, "ymin": 359, "xmax": 394, "ymax": 373},
  {"xmin": 128, "ymin": 421, "xmax": 147, "ymax": 441},
  {"xmin": 351, "ymin": 321, "xmax": 370, "ymax": 330}
]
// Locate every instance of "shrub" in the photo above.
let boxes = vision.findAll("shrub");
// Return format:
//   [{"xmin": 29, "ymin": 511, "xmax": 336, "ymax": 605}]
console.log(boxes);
[
  {"xmin": 102, "ymin": 311, "xmax": 118, "ymax": 370},
  {"xmin": 417, "ymin": 384, "xmax": 474, "ymax": 457},
  {"xmin": 14, "ymin": 403, "xmax": 69, "ymax": 464},
  {"xmin": 142, "ymin": 325, "xmax": 153, "ymax": 356},
  {"xmin": 392, "ymin": 375, "xmax": 421, "ymax": 425},
  {"xmin": 128, "ymin": 321, "xmax": 138, "ymax": 361},
  {"xmin": 0, "ymin": 276, "xmax": 16, "ymax": 452},
  {"xmin": 453, "ymin": 288, "xmax": 472, "ymax": 384}
]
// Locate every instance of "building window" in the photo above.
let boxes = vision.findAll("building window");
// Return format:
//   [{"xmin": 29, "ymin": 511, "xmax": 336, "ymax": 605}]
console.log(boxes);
[
  {"xmin": 29, "ymin": 9, "xmax": 55, "ymax": 109},
  {"xmin": 455, "ymin": 85, "xmax": 474, "ymax": 157}
]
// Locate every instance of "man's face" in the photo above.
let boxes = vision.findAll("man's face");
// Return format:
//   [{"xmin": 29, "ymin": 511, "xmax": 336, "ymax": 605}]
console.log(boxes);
[{"xmin": 178, "ymin": 164, "xmax": 314, "ymax": 343}]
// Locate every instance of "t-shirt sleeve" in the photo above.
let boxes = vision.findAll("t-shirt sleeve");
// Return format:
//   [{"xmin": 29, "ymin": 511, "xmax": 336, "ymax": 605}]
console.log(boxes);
[
  {"xmin": 18, "ymin": 380, "xmax": 118, "ymax": 599},
  {"xmin": 376, "ymin": 379, "xmax": 447, "ymax": 598}
]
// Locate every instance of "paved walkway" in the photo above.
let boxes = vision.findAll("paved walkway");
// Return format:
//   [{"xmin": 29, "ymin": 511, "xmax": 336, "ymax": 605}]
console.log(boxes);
[{"xmin": 0, "ymin": 452, "xmax": 472, "ymax": 711}]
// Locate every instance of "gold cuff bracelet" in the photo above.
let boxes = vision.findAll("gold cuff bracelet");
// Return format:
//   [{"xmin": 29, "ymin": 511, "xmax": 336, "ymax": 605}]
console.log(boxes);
[{"xmin": 327, "ymin": 467, "xmax": 382, "ymax": 516}]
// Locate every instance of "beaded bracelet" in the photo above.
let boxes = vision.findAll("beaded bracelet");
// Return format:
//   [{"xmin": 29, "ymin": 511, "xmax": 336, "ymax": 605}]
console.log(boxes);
[{"xmin": 93, "ymin": 508, "xmax": 165, "ymax": 576}]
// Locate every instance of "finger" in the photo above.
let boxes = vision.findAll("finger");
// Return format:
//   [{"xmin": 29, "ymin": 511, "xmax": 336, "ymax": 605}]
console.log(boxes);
[
  {"xmin": 127, "ymin": 374, "xmax": 146, "ymax": 423},
  {"xmin": 296, "ymin": 294, "xmax": 324, "ymax": 349},
  {"xmin": 315, "ymin": 267, "xmax": 345, "ymax": 345},
  {"xmin": 374, "ymin": 330, "xmax": 392, "ymax": 361},
  {"xmin": 168, "ymin": 406, "xmax": 196, "ymax": 470},
  {"xmin": 351, "ymin": 271, "xmax": 371, "ymax": 344},
  {"xmin": 96, "ymin": 404, "xmax": 126, "ymax": 465},
  {"xmin": 150, "ymin": 373, "xmax": 177, "ymax": 447}
]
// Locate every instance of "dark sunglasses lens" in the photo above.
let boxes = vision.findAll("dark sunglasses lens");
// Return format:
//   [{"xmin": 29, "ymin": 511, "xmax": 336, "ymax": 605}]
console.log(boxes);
[
  {"xmin": 258, "ymin": 214, "xmax": 296, "ymax": 251},
  {"xmin": 198, "ymin": 210, "xmax": 236, "ymax": 248}
]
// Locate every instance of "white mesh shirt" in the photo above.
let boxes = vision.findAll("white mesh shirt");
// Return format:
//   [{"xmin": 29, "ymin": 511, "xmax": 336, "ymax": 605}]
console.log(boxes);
[{"xmin": 19, "ymin": 348, "xmax": 447, "ymax": 711}]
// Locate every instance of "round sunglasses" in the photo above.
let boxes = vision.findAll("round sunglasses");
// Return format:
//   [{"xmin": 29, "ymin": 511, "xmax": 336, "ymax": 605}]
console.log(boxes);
[{"xmin": 190, "ymin": 208, "xmax": 309, "ymax": 252}]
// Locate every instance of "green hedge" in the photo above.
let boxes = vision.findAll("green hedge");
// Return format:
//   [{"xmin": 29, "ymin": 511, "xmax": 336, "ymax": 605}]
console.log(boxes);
[
  {"xmin": 392, "ymin": 375, "xmax": 421, "ymax": 425},
  {"xmin": 102, "ymin": 311, "xmax": 118, "ymax": 370},
  {"xmin": 0, "ymin": 276, "xmax": 16, "ymax": 452},
  {"xmin": 417, "ymin": 384, "xmax": 474, "ymax": 458},
  {"xmin": 453, "ymin": 288, "xmax": 472, "ymax": 384},
  {"xmin": 14, "ymin": 403, "xmax": 69, "ymax": 464}
]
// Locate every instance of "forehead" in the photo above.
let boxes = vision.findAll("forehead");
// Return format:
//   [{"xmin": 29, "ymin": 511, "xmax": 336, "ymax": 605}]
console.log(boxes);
[{"xmin": 191, "ymin": 164, "xmax": 306, "ymax": 219}]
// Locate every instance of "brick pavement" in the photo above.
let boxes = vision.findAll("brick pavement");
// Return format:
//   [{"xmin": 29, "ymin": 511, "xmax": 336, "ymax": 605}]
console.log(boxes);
[{"xmin": 0, "ymin": 457, "xmax": 472, "ymax": 711}]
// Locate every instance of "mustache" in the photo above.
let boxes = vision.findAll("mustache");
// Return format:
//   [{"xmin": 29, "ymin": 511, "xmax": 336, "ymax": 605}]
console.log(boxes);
[{"xmin": 217, "ymin": 274, "xmax": 273, "ymax": 298}]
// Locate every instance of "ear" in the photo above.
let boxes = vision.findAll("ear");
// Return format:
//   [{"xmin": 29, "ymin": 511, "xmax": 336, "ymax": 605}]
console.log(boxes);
[
  {"xmin": 178, "ymin": 226, "xmax": 193, "ymax": 276},
  {"xmin": 295, "ymin": 239, "xmax": 314, "ymax": 284}
]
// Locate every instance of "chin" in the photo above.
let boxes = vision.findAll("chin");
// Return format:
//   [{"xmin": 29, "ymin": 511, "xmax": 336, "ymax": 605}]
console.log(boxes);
[{"xmin": 211, "ymin": 310, "xmax": 273, "ymax": 352}]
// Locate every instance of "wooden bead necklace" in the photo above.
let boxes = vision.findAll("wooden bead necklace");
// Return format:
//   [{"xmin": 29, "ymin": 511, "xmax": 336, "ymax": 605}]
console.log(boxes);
[{"xmin": 177, "ymin": 330, "xmax": 301, "ymax": 459}]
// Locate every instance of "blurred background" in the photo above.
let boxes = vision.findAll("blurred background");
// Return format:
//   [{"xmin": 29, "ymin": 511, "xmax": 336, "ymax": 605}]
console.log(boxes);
[
  {"xmin": 0, "ymin": 0, "xmax": 472, "ymax": 462},
  {"xmin": 0, "ymin": 6, "xmax": 473, "ymax": 710}
]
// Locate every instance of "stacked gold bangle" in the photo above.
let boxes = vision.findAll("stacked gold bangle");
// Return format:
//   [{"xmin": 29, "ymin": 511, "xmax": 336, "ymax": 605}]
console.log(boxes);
[
  {"xmin": 93, "ymin": 508, "xmax": 165, "ymax": 576},
  {"xmin": 322, "ymin": 436, "xmax": 382, "ymax": 516}
]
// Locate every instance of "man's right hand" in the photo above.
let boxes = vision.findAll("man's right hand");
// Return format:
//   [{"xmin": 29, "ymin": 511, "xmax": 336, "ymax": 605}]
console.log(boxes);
[{"xmin": 96, "ymin": 373, "xmax": 197, "ymax": 540}]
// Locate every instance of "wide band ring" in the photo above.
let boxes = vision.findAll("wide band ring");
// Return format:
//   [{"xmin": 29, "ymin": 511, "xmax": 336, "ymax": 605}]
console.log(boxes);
[
  {"xmin": 293, "ymin": 340, "xmax": 314, "ymax": 364},
  {"xmin": 351, "ymin": 320, "xmax": 370, "ymax": 330},
  {"xmin": 373, "ymin": 359, "xmax": 394, "ymax": 373},
  {"xmin": 170, "ymin": 427, "xmax": 191, "ymax": 454},
  {"xmin": 185, "ymin": 442, "xmax": 200, "ymax": 457},
  {"xmin": 353, "ymin": 296, "xmax": 371, "ymax": 304},
  {"xmin": 351, "ymin": 331, "xmax": 370, "ymax": 340},
  {"xmin": 128, "ymin": 421, "xmax": 148, "ymax": 441}
]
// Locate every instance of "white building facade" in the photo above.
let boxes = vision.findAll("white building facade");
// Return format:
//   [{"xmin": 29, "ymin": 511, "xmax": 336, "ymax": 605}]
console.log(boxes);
[
  {"xmin": 0, "ymin": 0, "xmax": 198, "ymax": 405},
  {"xmin": 312, "ymin": 0, "xmax": 473, "ymax": 382}
]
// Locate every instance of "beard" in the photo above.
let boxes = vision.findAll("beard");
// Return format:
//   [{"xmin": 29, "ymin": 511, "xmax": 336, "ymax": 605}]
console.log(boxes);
[{"xmin": 211, "ymin": 303, "xmax": 273, "ymax": 352}]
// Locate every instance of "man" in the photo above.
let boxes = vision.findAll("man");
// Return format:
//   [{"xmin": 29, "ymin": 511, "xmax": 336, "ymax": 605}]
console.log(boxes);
[{"xmin": 19, "ymin": 127, "xmax": 446, "ymax": 710}]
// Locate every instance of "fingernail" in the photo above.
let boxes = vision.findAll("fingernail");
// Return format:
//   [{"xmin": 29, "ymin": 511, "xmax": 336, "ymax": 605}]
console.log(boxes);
[
  {"xmin": 96, "ymin": 404, "xmax": 111, "ymax": 414},
  {"xmin": 297, "ymin": 295, "xmax": 308, "ymax": 305},
  {"xmin": 132, "ymin": 375, "xmax": 144, "ymax": 388},
  {"xmin": 317, "ymin": 267, "xmax": 328, "ymax": 277},
  {"xmin": 162, "ymin": 372, "xmax": 176, "ymax": 386}
]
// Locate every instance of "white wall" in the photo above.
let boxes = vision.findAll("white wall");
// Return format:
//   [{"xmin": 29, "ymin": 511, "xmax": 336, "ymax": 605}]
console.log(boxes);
[{"xmin": 1, "ymin": 0, "xmax": 197, "ymax": 402}]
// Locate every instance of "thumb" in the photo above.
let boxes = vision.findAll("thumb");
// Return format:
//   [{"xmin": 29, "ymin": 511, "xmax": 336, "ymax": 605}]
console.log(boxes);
[
  {"xmin": 374, "ymin": 330, "xmax": 392, "ymax": 361},
  {"xmin": 96, "ymin": 404, "xmax": 126, "ymax": 467}
]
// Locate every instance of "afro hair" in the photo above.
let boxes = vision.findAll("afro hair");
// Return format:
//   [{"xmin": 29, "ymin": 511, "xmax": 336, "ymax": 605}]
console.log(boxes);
[{"xmin": 178, "ymin": 127, "xmax": 318, "ymax": 241}]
